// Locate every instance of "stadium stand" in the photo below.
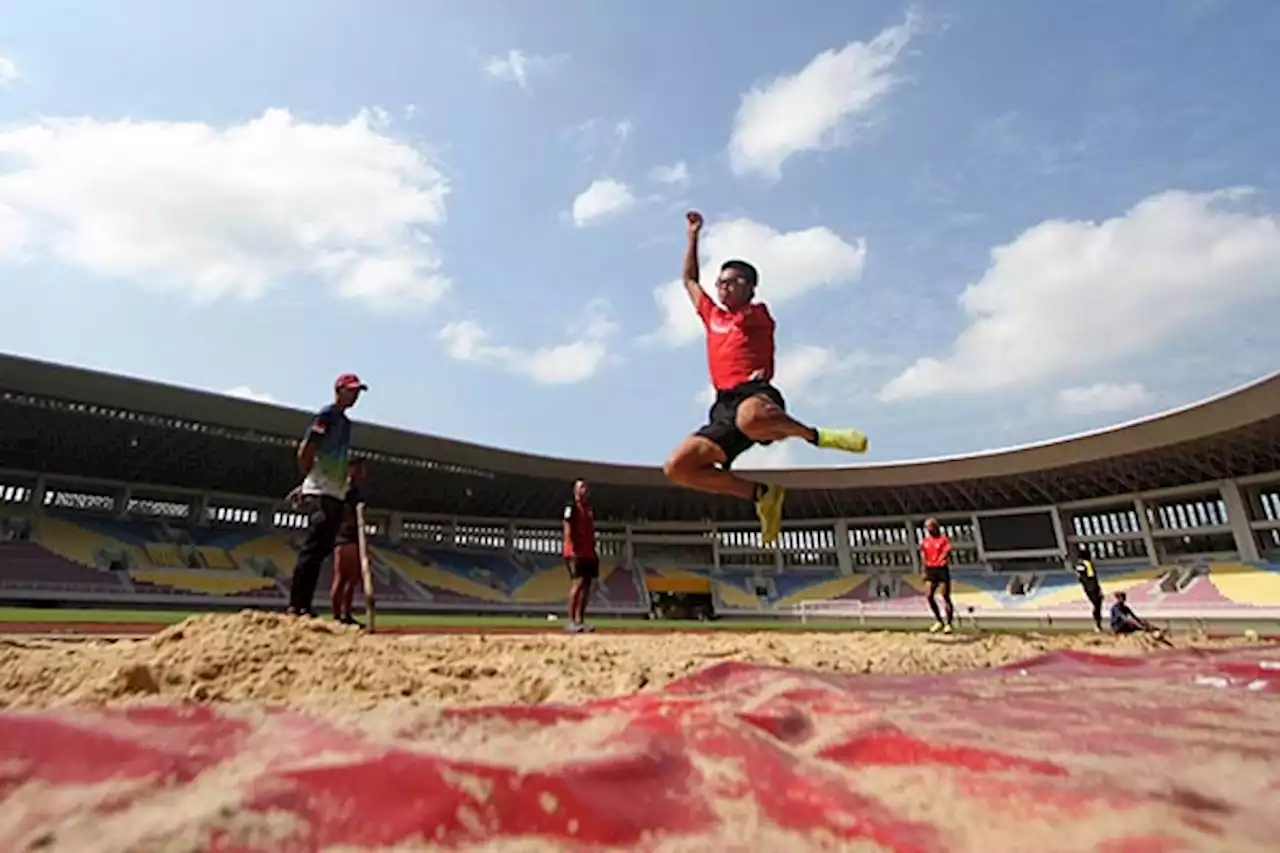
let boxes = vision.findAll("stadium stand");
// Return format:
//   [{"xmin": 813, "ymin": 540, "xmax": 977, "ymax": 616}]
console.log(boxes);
[{"xmin": 1, "ymin": 353, "xmax": 1279, "ymax": 626}]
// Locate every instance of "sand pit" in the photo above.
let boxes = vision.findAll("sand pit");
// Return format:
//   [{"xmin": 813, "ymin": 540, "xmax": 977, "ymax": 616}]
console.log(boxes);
[
  {"xmin": 2, "ymin": 612, "xmax": 1279, "ymax": 852},
  {"xmin": 0, "ymin": 610, "xmax": 1258, "ymax": 711}
]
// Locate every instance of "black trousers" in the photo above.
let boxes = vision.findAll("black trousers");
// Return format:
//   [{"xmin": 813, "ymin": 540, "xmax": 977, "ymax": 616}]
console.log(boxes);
[
  {"xmin": 1084, "ymin": 585, "xmax": 1103, "ymax": 626},
  {"xmin": 288, "ymin": 494, "xmax": 344, "ymax": 612}
]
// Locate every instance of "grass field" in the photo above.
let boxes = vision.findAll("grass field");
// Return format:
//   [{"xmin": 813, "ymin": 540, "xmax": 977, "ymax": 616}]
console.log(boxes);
[
  {"xmin": 0, "ymin": 606, "xmax": 868, "ymax": 632},
  {"xmin": 4, "ymin": 606, "xmax": 1271, "ymax": 638}
]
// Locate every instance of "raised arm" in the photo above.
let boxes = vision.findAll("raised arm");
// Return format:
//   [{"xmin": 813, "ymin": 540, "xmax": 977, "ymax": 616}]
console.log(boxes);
[{"xmin": 683, "ymin": 210, "xmax": 706, "ymax": 311}]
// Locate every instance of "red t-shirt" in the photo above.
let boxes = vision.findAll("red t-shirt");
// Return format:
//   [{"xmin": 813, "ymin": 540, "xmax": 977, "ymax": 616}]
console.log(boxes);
[
  {"xmin": 697, "ymin": 291, "xmax": 775, "ymax": 391},
  {"xmin": 563, "ymin": 501, "xmax": 596, "ymax": 559},
  {"xmin": 921, "ymin": 534, "xmax": 952, "ymax": 568}
]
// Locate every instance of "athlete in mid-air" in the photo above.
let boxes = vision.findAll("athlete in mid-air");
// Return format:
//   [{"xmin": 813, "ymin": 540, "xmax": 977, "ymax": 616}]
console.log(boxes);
[{"xmin": 662, "ymin": 210, "xmax": 869, "ymax": 545}]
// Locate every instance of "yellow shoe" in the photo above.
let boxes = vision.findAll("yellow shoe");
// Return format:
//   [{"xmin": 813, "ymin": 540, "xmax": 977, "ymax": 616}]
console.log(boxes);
[
  {"xmin": 755, "ymin": 484, "xmax": 786, "ymax": 546},
  {"xmin": 816, "ymin": 427, "xmax": 868, "ymax": 454},
  {"xmin": 929, "ymin": 621, "xmax": 944, "ymax": 633},
  {"xmin": 943, "ymin": 624, "xmax": 954, "ymax": 635}
]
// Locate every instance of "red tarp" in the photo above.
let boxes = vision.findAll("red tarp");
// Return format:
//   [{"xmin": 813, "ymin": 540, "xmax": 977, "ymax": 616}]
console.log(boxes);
[{"xmin": 2, "ymin": 647, "xmax": 1279, "ymax": 852}]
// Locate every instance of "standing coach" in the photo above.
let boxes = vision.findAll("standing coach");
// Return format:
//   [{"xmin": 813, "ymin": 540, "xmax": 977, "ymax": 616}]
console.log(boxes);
[
  {"xmin": 563, "ymin": 478, "xmax": 599, "ymax": 633},
  {"xmin": 285, "ymin": 373, "xmax": 367, "ymax": 617}
]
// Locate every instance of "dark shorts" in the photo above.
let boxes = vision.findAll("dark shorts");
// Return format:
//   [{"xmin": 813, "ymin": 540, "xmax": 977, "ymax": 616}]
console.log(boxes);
[
  {"xmin": 567, "ymin": 557, "xmax": 600, "ymax": 581},
  {"xmin": 1112, "ymin": 623, "xmax": 1139, "ymax": 635},
  {"xmin": 924, "ymin": 566, "xmax": 951, "ymax": 585},
  {"xmin": 334, "ymin": 525, "xmax": 360, "ymax": 548},
  {"xmin": 694, "ymin": 380, "xmax": 787, "ymax": 468}
]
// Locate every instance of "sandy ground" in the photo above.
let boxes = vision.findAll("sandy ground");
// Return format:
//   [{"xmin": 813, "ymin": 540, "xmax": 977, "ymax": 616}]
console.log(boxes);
[
  {"xmin": 0, "ymin": 609, "xmax": 1259, "ymax": 711},
  {"xmin": 3, "ymin": 612, "xmax": 1278, "ymax": 853}
]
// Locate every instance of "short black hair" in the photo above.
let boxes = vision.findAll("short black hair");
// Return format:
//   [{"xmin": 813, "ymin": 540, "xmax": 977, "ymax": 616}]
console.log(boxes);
[{"xmin": 721, "ymin": 259, "xmax": 758, "ymax": 289}]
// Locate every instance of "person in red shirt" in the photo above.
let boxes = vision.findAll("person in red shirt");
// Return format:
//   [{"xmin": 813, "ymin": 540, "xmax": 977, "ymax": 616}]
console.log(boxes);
[
  {"xmin": 563, "ymin": 478, "xmax": 598, "ymax": 633},
  {"xmin": 662, "ymin": 210, "xmax": 869, "ymax": 546},
  {"xmin": 919, "ymin": 517, "xmax": 954, "ymax": 633}
]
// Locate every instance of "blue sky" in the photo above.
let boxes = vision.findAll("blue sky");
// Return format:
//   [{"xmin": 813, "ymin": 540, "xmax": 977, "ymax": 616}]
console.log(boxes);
[{"xmin": 1, "ymin": 0, "xmax": 1278, "ymax": 469}]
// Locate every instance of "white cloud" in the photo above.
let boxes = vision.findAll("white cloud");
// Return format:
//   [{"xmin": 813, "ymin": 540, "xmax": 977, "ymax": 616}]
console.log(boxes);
[
  {"xmin": 695, "ymin": 344, "xmax": 873, "ymax": 411},
  {"xmin": 483, "ymin": 50, "xmax": 561, "ymax": 90},
  {"xmin": 0, "ymin": 108, "xmax": 451, "ymax": 310},
  {"xmin": 0, "ymin": 204, "xmax": 26, "ymax": 255},
  {"xmin": 0, "ymin": 54, "xmax": 18, "ymax": 88},
  {"xmin": 735, "ymin": 441, "xmax": 801, "ymax": 470},
  {"xmin": 1055, "ymin": 382, "xmax": 1155, "ymax": 416},
  {"xmin": 570, "ymin": 179, "xmax": 636, "ymax": 227},
  {"xmin": 775, "ymin": 345, "xmax": 851, "ymax": 402},
  {"xmin": 649, "ymin": 161, "xmax": 690, "ymax": 189},
  {"xmin": 729, "ymin": 12, "xmax": 918, "ymax": 179},
  {"xmin": 223, "ymin": 385, "xmax": 279, "ymax": 405},
  {"xmin": 648, "ymin": 217, "xmax": 868, "ymax": 346},
  {"xmin": 562, "ymin": 117, "xmax": 632, "ymax": 164},
  {"xmin": 880, "ymin": 188, "xmax": 1280, "ymax": 401},
  {"xmin": 439, "ymin": 298, "xmax": 619, "ymax": 385}
]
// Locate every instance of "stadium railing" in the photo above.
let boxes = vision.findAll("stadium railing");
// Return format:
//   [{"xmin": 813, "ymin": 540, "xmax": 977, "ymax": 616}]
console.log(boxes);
[{"xmin": 793, "ymin": 598, "xmax": 1280, "ymax": 629}]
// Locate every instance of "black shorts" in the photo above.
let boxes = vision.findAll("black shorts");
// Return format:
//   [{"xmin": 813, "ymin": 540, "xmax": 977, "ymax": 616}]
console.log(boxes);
[
  {"xmin": 924, "ymin": 566, "xmax": 951, "ymax": 584},
  {"xmin": 694, "ymin": 380, "xmax": 787, "ymax": 468},
  {"xmin": 566, "ymin": 557, "xmax": 599, "ymax": 581}
]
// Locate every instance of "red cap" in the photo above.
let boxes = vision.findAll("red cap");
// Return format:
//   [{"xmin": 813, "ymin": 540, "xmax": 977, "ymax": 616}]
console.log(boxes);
[{"xmin": 334, "ymin": 373, "xmax": 368, "ymax": 392}]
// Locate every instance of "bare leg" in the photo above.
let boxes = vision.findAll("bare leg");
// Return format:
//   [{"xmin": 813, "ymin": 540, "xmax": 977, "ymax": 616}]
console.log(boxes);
[
  {"xmin": 940, "ymin": 579, "xmax": 954, "ymax": 626},
  {"xmin": 663, "ymin": 435, "xmax": 758, "ymax": 499},
  {"xmin": 735, "ymin": 395, "xmax": 818, "ymax": 443},
  {"xmin": 330, "ymin": 548, "xmax": 344, "ymax": 619},
  {"xmin": 567, "ymin": 577, "xmax": 585, "ymax": 623},
  {"xmin": 342, "ymin": 574, "xmax": 357, "ymax": 620},
  {"xmin": 579, "ymin": 577, "xmax": 593, "ymax": 624},
  {"xmin": 926, "ymin": 580, "xmax": 944, "ymax": 623}
]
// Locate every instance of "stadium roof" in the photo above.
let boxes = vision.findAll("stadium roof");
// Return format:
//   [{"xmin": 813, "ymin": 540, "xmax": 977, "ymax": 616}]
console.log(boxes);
[{"xmin": 1, "ymin": 352, "xmax": 1277, "ymax": 523}]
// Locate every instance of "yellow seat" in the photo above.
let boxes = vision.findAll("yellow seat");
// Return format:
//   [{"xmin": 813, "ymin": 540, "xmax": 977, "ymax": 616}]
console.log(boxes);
[{"xmin": 131, "ymin": 568, "xmax": 274, "ymax": 595}]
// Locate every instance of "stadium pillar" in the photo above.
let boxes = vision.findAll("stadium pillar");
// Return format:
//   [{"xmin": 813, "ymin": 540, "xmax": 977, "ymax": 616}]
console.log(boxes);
[
  {"xmin": 1132, "ymin": 496, "xmax": 1160, "ymax": 566},
  {"xmin": 711, "ymin": 526, "xmax": 722, "ymax": 571},
  {"xmin": 834, "ymin": 519, "xmax": 853, "ymax": 576},
  {"xmin": 189, "ymin": 493, "xmax": 209, "ymax": 527},
  {"xmin": 969, "ymin": 513, "xmax": 989, "ymax": 566},
  {"xmin": 908, "ymin": 518, "xmax": 924, "ymax": 572},
  {"xmin": 115, "ymin": 485, "xmax": 132, "ymax": 518},
  {"xmin": 388, "ymin": 512, "xmax": 404, "ymax": 543},
  {"xmin": 1219, "ymin": 479, "xmax": 1261, "ymax": 561},
  {"xmin": 1050, "ymin": 505, "xmax": 1069, "ymax": 566},
  {"xmin": 29, "ymin": 476, "xmax": 45, "ymax": 511}
]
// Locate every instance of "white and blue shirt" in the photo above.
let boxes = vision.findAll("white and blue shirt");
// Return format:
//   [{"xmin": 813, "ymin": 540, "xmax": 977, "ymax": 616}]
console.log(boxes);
[{"xmin": 300, "ymin": 404, "xmax": 352, "ymax": 499}]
